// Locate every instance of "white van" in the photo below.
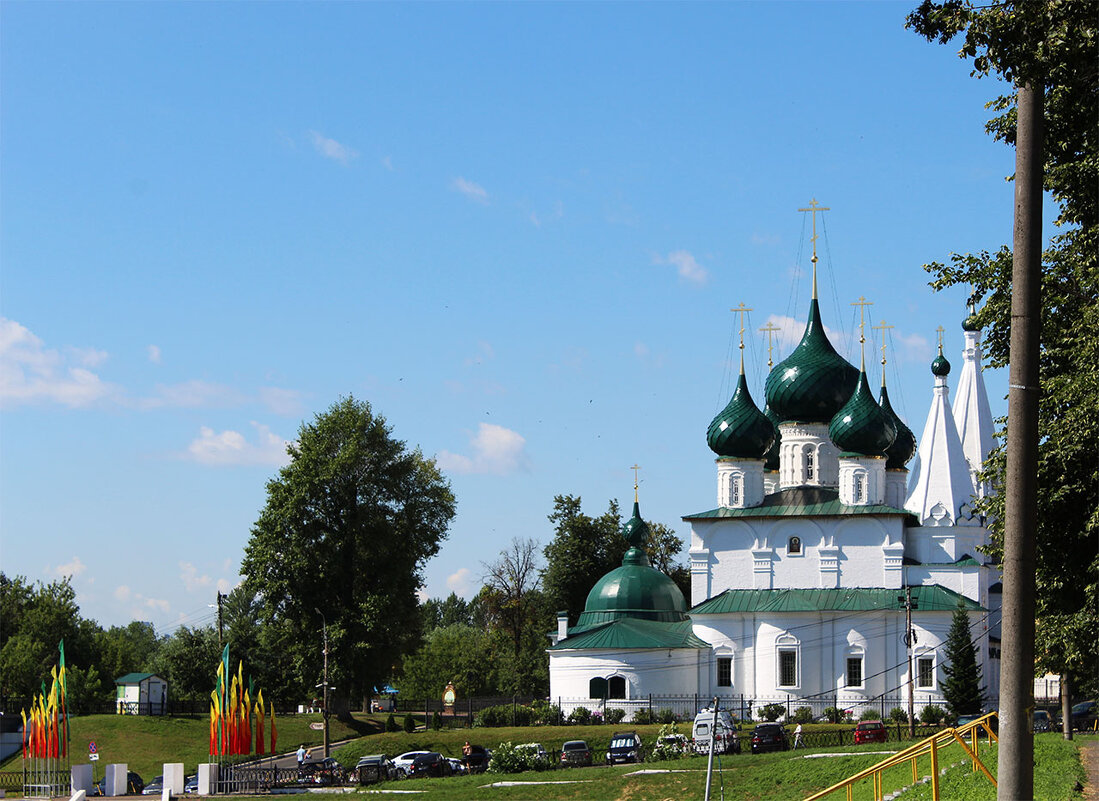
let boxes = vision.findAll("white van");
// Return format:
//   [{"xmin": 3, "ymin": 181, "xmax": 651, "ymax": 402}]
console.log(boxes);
[{"xmin": 691, "ymin": 708, "xmax": 741, "ymax": 754}]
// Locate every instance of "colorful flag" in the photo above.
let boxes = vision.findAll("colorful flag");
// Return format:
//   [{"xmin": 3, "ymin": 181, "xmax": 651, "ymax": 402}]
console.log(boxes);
[
  {"xmin": 270, "ymin": 702, "xmax": 278, "ymax": 755},
  {"xmin": 20, "ymin": 708, "xmax": 27, "ymax": 758},
  {"xmin": 255, "ymin": 691, "xmax": 265, "ymax": 756}
]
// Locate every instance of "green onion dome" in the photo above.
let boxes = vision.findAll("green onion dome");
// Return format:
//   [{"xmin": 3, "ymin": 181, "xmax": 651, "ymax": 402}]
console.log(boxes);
[
  {"xmin": 765, "ymin": 299, "xmax": 859, "ymax": 424},
  {"xmin": 762, "ymin": 403, "xmax": 781, "ymax": 471},
  {"xmin": 574, "ymin": 501, "xmax": 690, "ymax": 627},
  {"xmin": 879, "ymin": 384, "xmax": 916, "ymax": 468},
  {"xmin": 829, "ymin": 371, "xmax": 897, "ymax": 457},
  {"xmin": 931, "ymin": 349, "xmax": 951, "ymax": 377},
  {"xmin": 962, "ymin": 313, "xmax": 980, "ymax": 332},
  {"xmin": 707, "ymin": 373, "xmax": 775, "ymax": 459}
]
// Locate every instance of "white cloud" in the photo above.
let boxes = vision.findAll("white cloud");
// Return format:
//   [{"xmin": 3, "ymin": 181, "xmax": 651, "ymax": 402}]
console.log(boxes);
[
  {"xmin": 436, "ymin": 423, "xmax": 527, "ymax": 475},
  {"xmin": 180, "ymin": 561, "xmax": 212, "ymax": 592},
  {"xmin": 259, "ymin": 386, "xmax": 305, "ymax": 416},
  {"xmin": 147, "ymin": 345, "xmax": 162, "ymax": 364},
  {"xmin": 0, "ymin": 318, "xmax": 117, "ymax": 408},
  {"xmin": 446, "ymin": 568, "xmax": 473, "ymax": 596},
  {"xmin": 137, "ymin": 380, "xmax": 245, "ymax": 410},
  {"xmin": 216, "ymin": 578, "xmax": 234, "ymax": 594},
  {"xmin": 185, "ymin": 422, "xmax": 291, "ymax": 467},
  {"xmin": 114, "ymin": 585, "xmax": 132, "ymax": 602},
  {"xmin": 655, "ymin": 250, "xmax": 709, "ymax": 286},
  {"xmin": 144, "ymin": 597, "xmax": 171, "ymax": 613},
  {"xmin": 452, "ymin": 177, "xmax": 489, "ymax": 204},
  {"xmin": 49, "ymin": 556, "xmax": 87, "ymax": 578},
  {"xmin": 309, "ymin": 131, "xmax": 358, "ymax": 164},
  {"xmin": 462, "ymin": 341, "xmax": 495, "ymax": 367},
  {"xmin": 895, "ymin": 332, "xmax": 932, "ymax": 365}
]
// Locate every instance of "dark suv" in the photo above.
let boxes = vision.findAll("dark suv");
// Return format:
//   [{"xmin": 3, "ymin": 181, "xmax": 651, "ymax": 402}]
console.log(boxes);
[
  {"xmin": 750, "ymin": 723, "xmax": 789, "ymax": 754},
  {"xmin": 605, "ymin": 731, "xmax": 644, "ymax": 764}
]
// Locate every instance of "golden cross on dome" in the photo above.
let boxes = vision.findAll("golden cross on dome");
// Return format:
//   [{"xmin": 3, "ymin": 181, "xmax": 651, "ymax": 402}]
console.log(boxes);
[
  {"xmin": 936, "ymin": 325, "xmax": 945, "ymax": 354},
  {"xmin": 759, "ymin": 322, "xmax": 781, "ymax": 368},
  {"xmin": 630, "ymin": 463, "xmax": 641, "ymax": 502},
  {"xmin": 848, "ymin": 294, "xmax": 874, "ymax": 366},
  {"xmin": 797, "ymin": 198, "xmax": 830, "ymax": 299},
  {"xmin": 730, "ymin": 303, "xmax": 753, "ymax": 373},
  {"xmin": 873, "ymin": 319, "xmax": 894, "ymax": 386}
]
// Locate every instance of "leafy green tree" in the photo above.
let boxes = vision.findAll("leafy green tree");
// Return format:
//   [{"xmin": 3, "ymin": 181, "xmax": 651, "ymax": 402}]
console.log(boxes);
[
  {"xmin": 96, "ymin": 621, "xmax": 162, "ymax": 684},
  {"xmin": 394, "ymin": 624, "xmax": 497, "ymax": 699},
  {"xmin": 907, "ymin": 0, "xmax": 1098, "ymax": 702},
  {"xmin": 542, "ymin": 495, "xmax": 624, "ymax": 624},
  {"xmin": 942, "ymin": 606, "xmax": 987, "ymax": 716},
  {"xmin": 241, "ymin": 396, "xmax": 456, "ymax": 716},
  {"xmin": 645, "ymin": 522, "xmax": 692, "ymax": 601},
  {"xmin": 420, "ymin": 592, "xmax": 473, "ymax": 633},
  {"xmin": 151, "ymin": 626, "xmax": 220, "ymax": 701}
]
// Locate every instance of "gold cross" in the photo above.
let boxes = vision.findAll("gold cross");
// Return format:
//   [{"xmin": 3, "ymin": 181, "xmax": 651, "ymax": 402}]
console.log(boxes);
[
  {"xmin": 873, "ymin": 319, "xmax": 894, "ymax": 387},
  {"xmin": 850, "ymin": 296, "xmax": 873, "ymax": 368},
  {"xmin": 630, "ymin": 463, "xmax": 641, "ymax": 502},
  {"xmin": 797, "ymin": 198, "xmax": 830, "ymax": 298},
  {"xmin": 730, "ymin": 303, "xmax": 753, "ymax": 374},
  {"xmin": 936, "ymin": 325, "xmax": 945, "ymax": 354},
  {"xmin": 759, "ymin": 322, "xmax": 781, "ymax": 368}
]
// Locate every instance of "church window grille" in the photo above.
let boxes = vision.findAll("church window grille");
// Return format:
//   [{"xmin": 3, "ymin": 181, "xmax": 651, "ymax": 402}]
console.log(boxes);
[
  {"xmin": 846, "ymin": 657, "xmax": 863, "ymax": 688},
  {"xmin": 806, "ymin": 450, "xmax": 816, "ymax": 481},
  {"xmin": 917, "ymin": 657, "xmax": 934, "ymax": 688},
  {"xmin": 853, "ymin": 474, "xmax": 865, "ymax": 502},
  {"xmin": 608, "ymin": 676, "xmax": 626, "ymax": 699},
  {"xmin": 589, "ymin": 676, "xmax": 608, "ymax": 699},
  {"xmin": 717, "ymin": 657, "xmax": 732, "ymax": 687},
  {"xmin": 787, "ymin": 536, "xmax": 802, "ymax": 555},
  {"xmin": 779, "ymin": 650, "xmax": 798, "ymax": 687},
  {"xmin": 731, "ymin": 477, "xmax": 741, "ymax": 506}
]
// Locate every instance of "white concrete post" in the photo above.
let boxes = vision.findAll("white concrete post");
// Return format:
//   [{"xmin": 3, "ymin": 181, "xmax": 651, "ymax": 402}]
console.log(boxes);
[
  {"xmin": 197, "ymin": 763, "xmax": 218, "ymax": 796},
  {"xmin": 104, "ymin": 764, "xmax": 128, "ymax": 797},
  {"xmin": 71, "ymin": 764, "xmax": 94, "ymax": 795},
  {"xmin": 163, "ymin": 763, "xmax": 185, "ymax": 796}
]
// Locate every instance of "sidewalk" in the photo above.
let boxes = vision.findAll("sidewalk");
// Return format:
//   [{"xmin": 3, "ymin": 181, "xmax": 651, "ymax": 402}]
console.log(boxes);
[{"xmin": 1084, "ymin": 738, "xmax": 1098, "ymax": 800}]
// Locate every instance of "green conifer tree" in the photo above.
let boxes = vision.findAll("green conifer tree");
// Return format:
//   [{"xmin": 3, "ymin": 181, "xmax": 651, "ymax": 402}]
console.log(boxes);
[{"xmin": 941, "ymin": 604, "xmax": 986, "ymax": 717}]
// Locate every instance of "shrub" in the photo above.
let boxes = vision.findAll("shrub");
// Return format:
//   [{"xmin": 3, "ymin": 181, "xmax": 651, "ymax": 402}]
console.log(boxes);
[
  {"xmin": 632, "ymin": 708, "xmax": 654, "ymax": 725},
  {"xmin": 605, "ymin": 708, "xmax": 626, "ymax": 725},
  {"xmin": 402, "ymin": 714, "xmax": 415, "ymax": 733},
  {"xmin": 792, "ymin": 706, "xmax": 814, "ymax": 724},
  {"xmin": 657, "ymin": 708, "xmax": 679, "ymax": 724},
  {"xmin": 860, "ymin": 708, "xmax": 883, "ymax": 721},
  {"xmin": 920, "ymin": 704, "xmax": 946, "ymax": 725},
  {"xmin": 760, "ymin": 703, "xmax": 785, "ymax": 722},
  {"xmin": 475, "ymin": 704, "xmax": 535, "ymax": 728},
  {"xmin": 530, "ymin": 700, "xmax": 562, "ymax": 726},
  {"xmin": 567, "ymin": 706, "xmax": 592, "ymax": 725},
  {"xmin": 888, "ymin": 707, "xmax": 909, "ymax": 725},
  {"xmin": 649, "ymin": 722, "xmax": 689, "ymax": 762},
  {"xmin": 385, "ymin": 713, "xmax": 399, "ymax": 732},
  {"xmin": 486, "ymin": 741, "xmax": 522, "ymax": 774},
  {"xmin": 822, "ymin": 706, "xmax": 844, "ymax": 724},
  {"xmin": 431, "ymin": 711, "xmax": 442, "ymax": 730}
]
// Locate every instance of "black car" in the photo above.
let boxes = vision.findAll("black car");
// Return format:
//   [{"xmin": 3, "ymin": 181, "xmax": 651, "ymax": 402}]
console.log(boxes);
[
  {"xmin": 93, "ymin": 772, "xmax": 145, "ymax": 796},
  {"xmin": 462, "ymin": 744, "xmax": 491, "ymax": 773},
  {"xmin": 300, "ymin": 757, "xmax": 344, "ymax": 785},
  {"xmin": 605, "ymin": 731, "xmax": 644, "ymax": 764},
  {"xmin": 408, "ymin": 752, "xmax": 451, "ymax": 778},
  {"xmin": 750, "ymin": 723, "xmax": 789, "ymax": 754},
  {"xmin": 559, "ymin": 740, "xmax": 593, "ymax": 767},
  {"xmin": 1071, "ymin": 700, "xmax": 1097, "ymax": 731},
  {"xmin": 355, "ymin": 755, "xmax": 400, "ymax": 784}
]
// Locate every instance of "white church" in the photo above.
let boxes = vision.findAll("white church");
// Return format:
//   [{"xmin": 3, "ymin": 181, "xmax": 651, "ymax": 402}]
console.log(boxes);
[{"xmin": 548, "ymin": 235, "xmax": 1000, "ymax": 721}]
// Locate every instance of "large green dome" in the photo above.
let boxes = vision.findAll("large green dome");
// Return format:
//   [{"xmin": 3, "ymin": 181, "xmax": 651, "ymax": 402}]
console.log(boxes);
[
  {"xmin": 707, "ymin": 373, "xmax": 775, "ymax": 459},
  {"xmin": 573, "ymin": 501, "xmax": 690, "ymax": 629},
  {"xmin": 765, "ymin": 299, "xmax": 859, "ymax": 424},
  {"xmin": 762, "ymin": 403, "xmax": 781, "ymax": 471},
  {"xmin": 879, "ymin": 384, "xmax": 916, "ymax": 468},
  {"xmin": 829, "ymin": 370, "xmax": 897, "ymax": 457}
]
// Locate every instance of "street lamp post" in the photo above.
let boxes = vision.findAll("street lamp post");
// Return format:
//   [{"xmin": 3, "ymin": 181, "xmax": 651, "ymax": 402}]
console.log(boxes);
[{"xmin": 314, "ymin": 608, "xmax": 330, "ymax": 759}]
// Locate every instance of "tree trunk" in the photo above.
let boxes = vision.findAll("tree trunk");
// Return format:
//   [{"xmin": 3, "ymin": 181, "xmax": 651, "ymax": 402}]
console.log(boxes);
[{"xmin": 1061, "ymin": 672, "xmax": 1072, "ymax": 740}]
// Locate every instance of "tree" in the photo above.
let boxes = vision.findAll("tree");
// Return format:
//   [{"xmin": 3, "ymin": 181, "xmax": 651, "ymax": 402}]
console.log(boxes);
[
  {"xmin": 645, "ymin": 522, "xmax": 692, "ymax": 601},
  {"xmin": 907, "ymin": 0, "xmax": 1098, "ymax": 706},
  {"xmin": 96, "ymin": 621, "xmax": 162, "ymax": 686},
  {"xmin": 941, "ymin": 605, "xmax": 987, "ymax": 717},
  {"xmin": 420, "ymin": 592, "xmax": 474, "ymax": 633},
  {"xmin": 151, "ymin": 625, "xmax": 220, "ymax": 701},
  {"xmin": 542, "ymin": 496, "xmax": 625, "ymax": 623},
  {"xmin": 241, "ymin": 396, "xmax": 456, "ymax": 715},
  {"xmin": 482, "ymin": 539, "xmax": 542, "ymax": 667},
  {"xmin": 394, "ymin": 624, "xmax": 497, "ymax": 699}
]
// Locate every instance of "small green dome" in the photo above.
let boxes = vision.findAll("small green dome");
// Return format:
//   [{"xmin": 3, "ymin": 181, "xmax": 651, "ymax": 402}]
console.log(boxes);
[
  {"xmin": 829, "ymin": 371, "xmax": 897, "ymax": 457},
  {"xmin": 765, "ymin": 299, "xmax": 859, "ymax": 424},
  {"xmin": 573, "ymin": 500, "xmax": 690, "ymax": 628},
  {"xmin": 962, "ymin": 313, "xmax": 980, "ymax": 332},
  {"xmin": 931, "ymin": 350, "xmax": 951, "ymax": 376},
  {"xmin": 707, "ymin": 373, "xmax": 775, "ymax": 459},
  {"xmin": 879, "ymin": 384, "xmax": 916, "ymax": 468},
  {"xmin": 762, "ymin": 403, "xmax": 782, "ymax": 471}
]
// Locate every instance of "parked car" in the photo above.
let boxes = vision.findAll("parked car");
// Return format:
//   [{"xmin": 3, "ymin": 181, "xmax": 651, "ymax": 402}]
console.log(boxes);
[
  {"xmin": 392, "ymin": 751, "xmax": 432, "ymax": 777},
  {"xmin": 853, "ymin": 720, "xmax": 888, "ymax": 744},
  {"xmin": 408, "ymin": 751, "xmax": 450, "ymax": 778},
  {"xmin": 300, "ymin": 757, "xmax": 343, "ymax": 785},
  {"xmin": 93, "ymin": 772, "xmax": 145, "ymax": 796},
  {"xmin": 515, "ymin": 742, "xmax": 551, "ymax": 768},
  {"xmin": 692, "ymin": 708, "xmax": 741, "ymax": 754},
  {"xmin": 461, "ymin": 744, "xmax": 491, "ymax": 773},
  {"xmin": 183, "ymin": 775, "xmax": 198, "ymax": 794},
  {"xmin": 141, "ymin": 776, "xmax": 163, "ymax": 795},
  {"xmin": 1071, "ymin": 700, "xmax": 1097, "ymax": 731},
  {"xmin": 355, "ymin": 755, "xmax": 400, "ymax": 784},
  {"xmin": 1032, "ymin": 710, "xmax": 1052, "ymax": 733},
  {"xmin": 559, "ymin": 740, "xmax": 593, "ymax": 767},
  {"xmin": 605, "ymin": 731, "xmax": 644, "ymax": 765},
  {"xmin": 750, "ymin": 723, "xmax": 789, "ymax": 754},
  {"xmin": 445, "ymin": 757, "xmax": 466, "ymax": 775}
]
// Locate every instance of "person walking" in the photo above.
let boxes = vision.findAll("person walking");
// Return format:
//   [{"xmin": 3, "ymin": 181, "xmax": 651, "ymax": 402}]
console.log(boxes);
[
  {"xmin": 793, "ymin": 722, "xmax": 804, "ymax": 749},
  {"xmin": 297, "ymin": 744, "xmax": 306, "ymax": 774}
]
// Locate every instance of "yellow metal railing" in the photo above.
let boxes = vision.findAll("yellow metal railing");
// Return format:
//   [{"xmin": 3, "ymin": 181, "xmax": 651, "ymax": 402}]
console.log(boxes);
[{"xmin": 804, "ymin": 712, "xmax": 999, "ymax": 801}]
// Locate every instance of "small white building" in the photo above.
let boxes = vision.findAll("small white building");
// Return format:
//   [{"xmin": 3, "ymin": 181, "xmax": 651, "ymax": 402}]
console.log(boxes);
[
  {"xmin": 114, "ymin": 673, "xmax": 168, "ymax": 715},
  {"xmin": 549, "ymin": 254, "xmax": 999, "ymax": 723}
]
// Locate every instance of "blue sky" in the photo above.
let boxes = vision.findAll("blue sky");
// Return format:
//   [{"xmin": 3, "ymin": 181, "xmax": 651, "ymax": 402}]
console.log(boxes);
[{"xmin": 2, "ymin": 1, "xmax": 1028, "ymax": 632}]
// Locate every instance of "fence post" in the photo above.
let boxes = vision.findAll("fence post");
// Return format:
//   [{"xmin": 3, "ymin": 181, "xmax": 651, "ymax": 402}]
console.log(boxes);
[
  {"xmin": 425, "ymin": 698, "xmax": 429, "ymax": 727},
  {"xmin": 649, "ymin": 694, "xmax": 653, "ymax": 718},
  {"xmin": 512, "ymin": 696, "xmax": 516, "ymax": 727}
]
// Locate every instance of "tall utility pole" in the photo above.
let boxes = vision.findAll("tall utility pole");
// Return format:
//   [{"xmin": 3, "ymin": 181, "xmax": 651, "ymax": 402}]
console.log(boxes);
[
  {"xmin": 900, "ymin": 587, "xmax": 918, "ymax": 737},
  {"xmin": 215, "ymin": 591, "xmax": 225, "ymax": 646},
  {"xmin": 703, "ymin": 697, "xmax": 719, "ymax": 801},
  {"xmin": 998, "ymin": 81, "xmax": 1044, "ymax": 801},
  {"xmin": 315, "ymin": 608, "xmax": 330, "ymax": 759}
]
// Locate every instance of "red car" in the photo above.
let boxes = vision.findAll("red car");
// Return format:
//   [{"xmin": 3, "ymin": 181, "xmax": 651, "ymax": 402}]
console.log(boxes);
[{"xmin": 854, "ymin": 720, "xmax": 888, "ymax": 744}]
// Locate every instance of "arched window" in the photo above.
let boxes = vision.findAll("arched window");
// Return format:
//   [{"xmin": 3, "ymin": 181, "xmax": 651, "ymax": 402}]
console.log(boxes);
[
  {"xmin": 787, "ymin": 536, "xmax": 802, "ymax": 555},
  {"xmin": 589, "ymin": 676, "xmax": 608, "ymax": 699},
  {"xmin": 730, "ymin": 476, "xmax": 741, "ymax": 506},
  {"xmin": 806, "ymin": 449, "xmax": 816, "ymax": 481},
  {"xmin": 853, "ymin": 473, "xmax": 865, "ymax": 502},
  {"xmin": 608, "ymin": 676, "xmax": 626, "ymax": 699}
]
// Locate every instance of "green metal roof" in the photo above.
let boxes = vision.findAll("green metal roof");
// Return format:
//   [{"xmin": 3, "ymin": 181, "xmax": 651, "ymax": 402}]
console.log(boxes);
[
  {"xmin": 707, "ymin": 372, "xmax": 775, "ymax": 459},
  {"xmin": 828, "ymin": 371, "xmax": 896, "ymax": 457},
  {"xmin": 919, "ymin": 554, "xmax": 982, "ymax": 568},
  {"xmin": 880, "ymin": 384, "xmax": 917, "ymax": 469},
  {"xmin": 689, "ymin": 585, "xmax": 985, "ymax": 615},
  {"xmin": 114, "ymin": 672, "xmax": 158, "ymax": 685},
  {"xmin": 683, "ymin": 486, "xmax": 916, "ymax": 522},
  {"xmin": 551, "ymin": 618, "xmax": 709, "ymax": 651}
]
